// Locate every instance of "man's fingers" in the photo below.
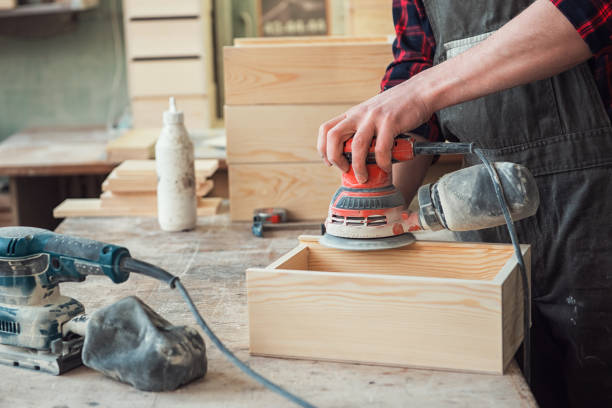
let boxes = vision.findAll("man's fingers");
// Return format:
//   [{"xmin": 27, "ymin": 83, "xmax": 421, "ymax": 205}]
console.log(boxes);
[
  {"xmin": 317, "ymin": 115, "xmax": 345, "ymax": 167},
  {"xmin": 351, "ymin": 123, "xmax": 375, "ymax": 184},
  {"xmin": 374, "ymin": 124, "xmax": 395, "ymax": 173},
  {"xmin": 326, "ymin": 119, "xmax": 354, "ymax": 172}
]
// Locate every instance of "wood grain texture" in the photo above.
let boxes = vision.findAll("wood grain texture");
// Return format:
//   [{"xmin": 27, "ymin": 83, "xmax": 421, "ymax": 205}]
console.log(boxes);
[
  {"xmin": 126, "ymin": 19, "xmax": 204, "ymax": 59},
  {"xmin": 100, "ymin": 180, "xmax": 212, "ymax": 209},
  {"xmin": 0, "ymin": 0, "xmax": 16, "ymax": 10},
  {"xmin": 128, "ymin": 59, "xmax": 206, "ymax": 98},
  {"xmin": 123, "ymin": 0, "xmax": 201, "ymax": 19},
  {"xmin": 112, "ymin": 159, "xmax": 218, "ymax": 178},
  {"xmin": 106, "ymin": 129, "xmax": 158, "ymax": 161},
  {"xmin": 225, "ymin": 104, "xmax": 352, "ymax": 163},
  {"xmin": 228, "ymin": 162, "xmax": 340, "ymax": 221},
  {"xmin": 223, "ymin": 41, "xmax": 391, "ymax": 105},
  {"xmin": 5, "ymin": 215, "xmax": 535, "ymax": 407},
  {"xmin": 131, "ymin": 95, "xmax": 212, "ymax": 130},
  {"xmin": 53, "ymin": 197, "xmax": 221, "ymax": 218},
  {"xmin": 345, "ymin": 0, "xmax": 396, "ymax": 36},
  {"xmin": 233, "ymin": 35, "xmax": 391, "ymax": 46},
  {"xmin": 247, "ymin": 237, "xmax": 530, "ymax": 374}
]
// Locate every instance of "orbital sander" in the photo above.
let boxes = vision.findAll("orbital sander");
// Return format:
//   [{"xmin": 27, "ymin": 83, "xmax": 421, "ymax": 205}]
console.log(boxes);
[{"xmin": 321, "ymin": 135, "xmax": 540, "ymax": 251}]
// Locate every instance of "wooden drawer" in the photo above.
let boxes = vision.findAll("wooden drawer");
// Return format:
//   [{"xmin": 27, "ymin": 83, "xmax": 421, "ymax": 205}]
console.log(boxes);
[
  {"xmin": 131, "ymin": 95, "xmax": 212, "ymax": 129},
  {"xmin": 124, "ymin": 0, "xmax": 201, "ymax": 19},
  {"xmin": 126, "ymin": 19, "xmax": 204, "ymax": 59},
  {"xmin": 247, "ymin": 236, "xmax": 530, "ymax": 374},
  {"xmin": 128, "ymin": 59, "xmax": 206, "ymax": 97}
]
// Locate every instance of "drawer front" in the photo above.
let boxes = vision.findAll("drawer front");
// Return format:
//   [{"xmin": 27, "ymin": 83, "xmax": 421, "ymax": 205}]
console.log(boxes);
[
  {"xmin": 126, "ymin": 19, "xmax": 203, "ymax": 59},
  {"xmin": 132, "ymin": 96, "xmax": 211, "ymax": 129},
  {"xmin": 129, "ymin": 59, "xmax": 206, "ymax": 97},
  {"xmin": 124, "ymin": 0, "xmax": 201, "ymax": 19}
]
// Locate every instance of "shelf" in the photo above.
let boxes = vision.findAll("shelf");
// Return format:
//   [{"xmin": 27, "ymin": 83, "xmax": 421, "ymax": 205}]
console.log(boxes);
[{"xmin": 0, "ymin": 0, "xmax": 98, "ymax": 19}]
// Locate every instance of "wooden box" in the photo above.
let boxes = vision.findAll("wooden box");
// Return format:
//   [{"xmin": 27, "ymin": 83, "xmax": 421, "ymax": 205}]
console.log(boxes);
[{"xmin": 247, "ymin": 236, "xmax": 530, "ymax": 374}]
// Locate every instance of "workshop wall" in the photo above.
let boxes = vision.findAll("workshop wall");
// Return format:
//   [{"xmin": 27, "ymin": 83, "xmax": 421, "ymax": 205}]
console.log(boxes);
[{"xmin": 0, "ymin": 0, "xmax": 127, "ymax": 142}]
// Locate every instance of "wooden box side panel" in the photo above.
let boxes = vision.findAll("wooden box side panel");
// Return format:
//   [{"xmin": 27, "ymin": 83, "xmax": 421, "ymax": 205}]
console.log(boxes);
[
  {"xmin": 223, "ymin": 43, "xmax": 391, "ymax": 105},
  {"xmin": 225, "ymin": 104, "xmax": 352, "ymax": 163},
  {"xmin": 501, "ymin": 246, "xmax": 532, "ymax": 369},
  {"xmin": 228, "ymin": 163, "xmax": 339, "ymax": 221},
  {"xmin": 247, "ymin": 268, "xmax": 504, "ymax": 373}
]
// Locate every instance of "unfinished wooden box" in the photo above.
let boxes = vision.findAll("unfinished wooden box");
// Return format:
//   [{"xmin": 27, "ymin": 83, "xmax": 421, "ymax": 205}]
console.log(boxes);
[{"xmin": 247, "ymin": 236, "xmax": 530, "ymax": 374}]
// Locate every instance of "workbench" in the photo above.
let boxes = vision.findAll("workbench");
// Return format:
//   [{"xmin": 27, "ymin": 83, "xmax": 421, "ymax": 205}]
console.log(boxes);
[
  {"xmin": 1, "ymin": 213, "xmax": 537, "ymax": 407},
  {"xmin": 0, "ymin": 127, "xmax": 118, "ymax": 229}
]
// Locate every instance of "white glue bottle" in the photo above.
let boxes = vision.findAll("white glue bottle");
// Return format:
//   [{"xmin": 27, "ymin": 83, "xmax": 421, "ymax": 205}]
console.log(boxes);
[{"xmin": 155, "ymin": 97, "xmax": 197, "ymax": 231}]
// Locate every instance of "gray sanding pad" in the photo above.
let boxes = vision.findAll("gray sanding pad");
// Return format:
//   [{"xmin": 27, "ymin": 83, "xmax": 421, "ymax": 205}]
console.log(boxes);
[
  {"xmin": 320, "ymin": 233, "xmax": 416, "ymax": 251},
  {"xmin": 82, "ymin": 296, "xmax": 207, "ymax": 392}
]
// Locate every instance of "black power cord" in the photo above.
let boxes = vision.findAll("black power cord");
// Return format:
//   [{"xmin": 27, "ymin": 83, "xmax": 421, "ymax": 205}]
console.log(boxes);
[
  {"xmin": 473, "ymin": 148, "xmax": 531, "ymax": 385},
  {"xmin": 121, "ymin": 257, "xmax": 316, "ymax": 408}
]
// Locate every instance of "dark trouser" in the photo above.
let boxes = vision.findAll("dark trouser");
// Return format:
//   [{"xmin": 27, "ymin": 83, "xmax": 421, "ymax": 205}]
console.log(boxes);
[{"xmin": 456, "ymin": 165, "xmax": 612, "ymax": 407}]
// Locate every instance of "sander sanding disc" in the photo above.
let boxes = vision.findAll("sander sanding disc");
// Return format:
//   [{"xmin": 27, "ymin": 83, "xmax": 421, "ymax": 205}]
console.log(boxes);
[{"xmin": 319, "ymin": 233, "xmax": 416, "ymax": 251}]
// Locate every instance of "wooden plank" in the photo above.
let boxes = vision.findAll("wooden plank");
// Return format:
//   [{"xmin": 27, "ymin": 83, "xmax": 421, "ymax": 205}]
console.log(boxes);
[
  {"xmin": 53, "ymin": 197, "xmax": 221, "ymax": 218},
  {"xmin": 247, "ymin": 237, "xmax": 530, "ymax": 374},
  {"xmin": 112, "ymin": 159, "xmax": 218, "ymax": 178},
  {"xmin": 228, "ymin": 162, "xmax": 340, "ymax": 221},
  {"xmin": 101, "ymin": 179, "xmax": 213, "ymax": 208},
  {"xmin": 223, "ymin": 41, "xmax": 391, "ymax": 105},
  {"xmin": 106, "ymin": 128, "xmax": 158, "ymax": 161},
  {"xmin": 128, "ymin": 59, "xmax": 206, "ymax": 98},
  {"xmin": 123, "ymin": 0, "xmax": 201, "ymax": 19},
  {"xmin": 0, "ymin": 0, "xmax": 16, "ymax": 10},
  {"xmin": 233, "ymin": 35, "xmax": 391, "ymax": 46},
  {"xmin": 345, "ymin": 0, "xmax": 395, "ymax": 36},
  {"xmin": 131, "ymin": 95, "xmax": 212, "ymax": 130},
  {"xmin": 225, "ymin": 104, "xmax": 352, "ymax": 163},
  {"xmin": 126, "ymin": 19, "xmax": 204, "ymax": 59}
]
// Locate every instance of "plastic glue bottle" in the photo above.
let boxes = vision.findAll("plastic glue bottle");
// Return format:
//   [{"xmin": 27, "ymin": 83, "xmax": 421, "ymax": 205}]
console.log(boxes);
[{"xmin": 155, "ymin": 97, "xmax": 197, "ymax": 231}]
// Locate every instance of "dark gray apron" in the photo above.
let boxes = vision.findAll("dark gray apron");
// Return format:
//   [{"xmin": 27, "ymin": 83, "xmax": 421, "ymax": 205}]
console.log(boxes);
[{"xmin": 421, "ymin": 1, "xmax": 612, "ymax": 406}]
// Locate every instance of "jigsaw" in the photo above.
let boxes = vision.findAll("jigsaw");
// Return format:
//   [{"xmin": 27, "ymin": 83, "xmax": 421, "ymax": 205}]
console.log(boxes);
[{"xmin": 321, "ymin": 135, "xmax": 540, "ymax": 250}]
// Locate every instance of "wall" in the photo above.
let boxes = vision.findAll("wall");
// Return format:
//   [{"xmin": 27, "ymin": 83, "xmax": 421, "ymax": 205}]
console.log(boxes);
[{"xmin": 0, "ymin": 0, "xmax": 127, "ymax": 142}]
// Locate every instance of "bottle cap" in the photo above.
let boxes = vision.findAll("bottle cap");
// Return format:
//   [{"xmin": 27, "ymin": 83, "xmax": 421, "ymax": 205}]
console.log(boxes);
[{"xmin": 163, "ymin": 97, "xmax": 184, "ymax": 125}]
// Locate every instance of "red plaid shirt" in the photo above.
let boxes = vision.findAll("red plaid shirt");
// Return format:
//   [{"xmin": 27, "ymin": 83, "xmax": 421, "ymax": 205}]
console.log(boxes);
[{"xmin": 380, "ymin": 0, "xmax": 612, "ymax": 142}]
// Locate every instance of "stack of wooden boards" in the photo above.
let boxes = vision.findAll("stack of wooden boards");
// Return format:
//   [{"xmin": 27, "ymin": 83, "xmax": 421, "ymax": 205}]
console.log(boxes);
[
  {"xmin": 224, "ymin": 36, "xmax": 393, "ymax": 221},
  {"xmin": 53, "ymin": 160, "xmax": 221, "ymax": 218},
  {"xmin": 224, "ymin": 36, "xmax": 462, "ymax": 221},
  {"xmin": 123, "ymin": 0, "xmax": 217, "ymax": 129}
]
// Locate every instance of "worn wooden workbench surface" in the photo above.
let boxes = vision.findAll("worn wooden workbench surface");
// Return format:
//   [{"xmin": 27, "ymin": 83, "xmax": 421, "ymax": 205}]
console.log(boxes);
[{"xmin": 1, "ymin": 214, "xmax": 537, "ymax": 408}]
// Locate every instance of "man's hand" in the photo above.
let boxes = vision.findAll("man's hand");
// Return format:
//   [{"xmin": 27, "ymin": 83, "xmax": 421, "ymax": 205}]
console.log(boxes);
[
  {"xmin": 317, "ymin": 77, "xmax": 433, "ymax": 184},
  {"xmin": 317, "ymin": 0, "xmax": 591, "ymax": 185}
]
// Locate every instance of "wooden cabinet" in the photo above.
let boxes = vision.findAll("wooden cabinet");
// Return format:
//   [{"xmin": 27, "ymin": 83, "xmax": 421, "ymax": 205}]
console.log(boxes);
[{"xmin": 123, "ymin": 0, "xmax": 216, "ymax": 129}]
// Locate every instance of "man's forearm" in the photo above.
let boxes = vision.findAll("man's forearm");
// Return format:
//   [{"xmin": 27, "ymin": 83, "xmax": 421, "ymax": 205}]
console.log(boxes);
[{"xmin": 413, "ymin": 0, "xmax": 592, "ymax": 113}]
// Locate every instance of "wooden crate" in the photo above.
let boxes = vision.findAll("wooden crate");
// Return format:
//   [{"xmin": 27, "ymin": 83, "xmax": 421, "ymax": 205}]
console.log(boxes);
[
  {"xmin": 131, "ymin": 96, "xmax": 212, "ymax": 130},
  {"xmin": 128, "ymin": 59, "xmax": 207, "ymax": 98},
  {"xmin": 123, "ymin": 0, "xmax": 201, "ymax": 19},
  {"xmin": 247, "ymin": 235, "xmax": 530, "ymax": 374},
  {"xmin": 226, "ymin": 104, "xmax": 352, "ymax": 163},
  {"xmin": 126, "ymin": 19, "xmax": 204, "ymax": 59},
  {"xmin": 223, "ymin": 41, "xmax": 391, "ymax": 105},
  {"xmin": 229, "ymin": 162, "xmax": 339, "ymax": 221}
]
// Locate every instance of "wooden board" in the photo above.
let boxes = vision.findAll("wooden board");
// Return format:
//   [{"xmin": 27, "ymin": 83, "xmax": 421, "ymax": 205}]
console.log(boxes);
[
  {"xmin": 53, "ymin": 197, "xmax": 222, "ymax": 218},
  {"xmin": 345, "ymin": 0, "xmax": 395, "ymax": 36},
  {"xmin": 128, "ymin": 59, "xmax": 207, "ymax": 98},
  {"xmin": 223, "ymin": 41, "xmax": 391, "ymax": 105},
  {"xmin": 225, "ymin": 104, "xmax": 352, "ymax": 163},
  {"xmin": 247, "ymin": 236, "xmax": 530, "ymax": 374},
  {"xmin": 112, "ymin": 159, "xmax": 218, "ymax": 178},
  {"xmin": 131, "ymin": 95, "xmax": 212, "ymax": 130},
  {"xmin": 0, "ymin": 0, "xmax": 16, "ymax": 10},
  {"xmin": 126, "ymin": 19, "xmax": 204, "ymax": 59},
  {"xmin": 233, "ymin": 35, "xmax": 391, "ymax": 46},
  {"xmin": 106, "ymin": 128, "xmax": 158, "ymax": 161},
  {"xmin": 228, "ymin": 162, "xmax": 340, "ymax": 221},
  {"xmin": 123, "ymin": 0, "xmax": 201, "ymax": 19}
]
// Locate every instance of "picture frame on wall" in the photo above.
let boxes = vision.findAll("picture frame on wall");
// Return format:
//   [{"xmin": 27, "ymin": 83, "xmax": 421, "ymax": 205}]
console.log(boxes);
[{"xmin": 257, "ymin": 0, "xmax": 329, "ymax": 37}]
